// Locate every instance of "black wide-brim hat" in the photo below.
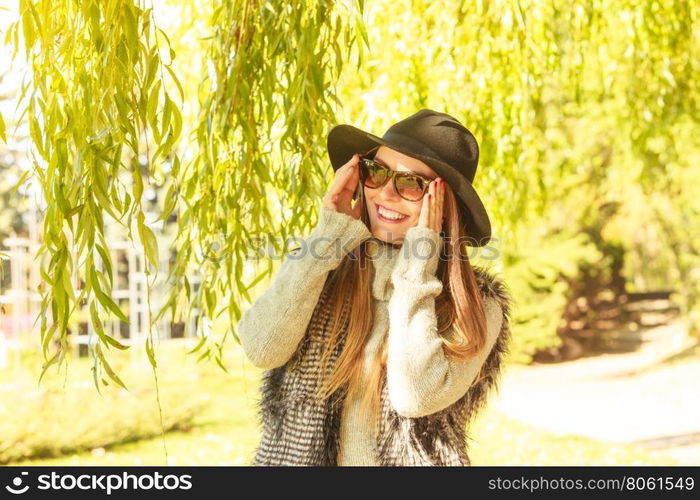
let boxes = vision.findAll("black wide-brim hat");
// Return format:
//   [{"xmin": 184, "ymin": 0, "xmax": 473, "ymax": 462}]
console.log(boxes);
[{"xmin": 327, "ymin": 109, "xmax": 492, "ymax": 247}]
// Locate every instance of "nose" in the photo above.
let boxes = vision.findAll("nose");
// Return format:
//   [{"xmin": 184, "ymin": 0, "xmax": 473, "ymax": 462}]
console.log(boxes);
[{"xmin": 378, "ymin": 175, "xmax": 401, "ymax": 201}]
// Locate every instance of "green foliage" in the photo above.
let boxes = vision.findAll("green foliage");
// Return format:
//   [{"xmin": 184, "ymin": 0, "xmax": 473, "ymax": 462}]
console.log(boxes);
[
  {"xmin": 333, "ymin": 0, "xmax": 700, "ymax": 355},
  {"xmin": 5, "ymin": 0, "xmax": 700, "ymax": 385},
  {"xmin": 159, "ymin": 0, "xmax": 370, "ymax": 365},
  {"xmin": 500, "ymin": 230, "xmax": 602, "ymax": 363},
  {"xmin": 11, "ymin": 0, "xmax": 184, "ymax": 388}
]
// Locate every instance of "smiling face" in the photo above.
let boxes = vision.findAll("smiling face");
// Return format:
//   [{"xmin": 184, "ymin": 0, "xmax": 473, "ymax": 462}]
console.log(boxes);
[{"xmin": 363, "ymin": 146, "xmax": 438, "ymax": 245}]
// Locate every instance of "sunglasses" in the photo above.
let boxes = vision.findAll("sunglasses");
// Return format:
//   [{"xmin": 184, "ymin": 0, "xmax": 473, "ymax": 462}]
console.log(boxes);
[{"xmin": 357, "ymin": 147, "xmax": 435, "ymax": 202}]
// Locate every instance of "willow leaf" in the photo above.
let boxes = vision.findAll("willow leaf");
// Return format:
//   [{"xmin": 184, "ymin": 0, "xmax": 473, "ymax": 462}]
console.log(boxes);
[
  {"xmin": 0, "ymin": 113, "xmax": 6, "ymax": 142},
  {"xmin": 95, "ymin": 343, "xmax": 128, "ymax": 390}
]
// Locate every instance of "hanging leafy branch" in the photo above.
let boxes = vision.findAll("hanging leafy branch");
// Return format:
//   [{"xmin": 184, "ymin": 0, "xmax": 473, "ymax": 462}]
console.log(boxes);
[
  {"xmin": 155, "ymin": 0, "xmax": 369, "ymax": 368},
  {"xmin": 11, "ymin": 0, "xmax": 183, "ymax": 389},
  {"xmin": 7, "ymin": 0, "xmax": 369, "ymax": 386}
]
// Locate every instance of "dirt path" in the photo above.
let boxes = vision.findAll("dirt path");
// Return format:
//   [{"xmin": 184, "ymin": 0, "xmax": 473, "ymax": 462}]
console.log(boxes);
[{"xmin": 493, "ymin": 320, "xmax": 700, "ymax": 465}]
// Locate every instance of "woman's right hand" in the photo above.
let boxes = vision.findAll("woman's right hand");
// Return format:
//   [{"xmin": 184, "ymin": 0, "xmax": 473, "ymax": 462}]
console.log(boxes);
[{"xmin": 322, "ymin": 153, "xmax": 362, "ymax": 220}]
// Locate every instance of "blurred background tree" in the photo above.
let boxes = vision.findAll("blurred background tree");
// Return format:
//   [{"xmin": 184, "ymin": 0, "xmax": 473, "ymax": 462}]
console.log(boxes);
[{"xmin": 0, "ymin": 67, "xmax": 32, "ymax": 241}]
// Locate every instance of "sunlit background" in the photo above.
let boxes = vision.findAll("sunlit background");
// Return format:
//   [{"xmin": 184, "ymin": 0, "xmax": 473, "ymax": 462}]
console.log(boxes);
[{"xmin": 0, "ymin": 0, "xmax": 698, "ymax": 466}]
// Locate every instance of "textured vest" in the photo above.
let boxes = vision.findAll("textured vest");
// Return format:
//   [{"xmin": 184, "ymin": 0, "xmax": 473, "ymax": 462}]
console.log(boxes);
[{"xmin": 252, "ymin": 264, "xmax": 513, "ymax": 466}]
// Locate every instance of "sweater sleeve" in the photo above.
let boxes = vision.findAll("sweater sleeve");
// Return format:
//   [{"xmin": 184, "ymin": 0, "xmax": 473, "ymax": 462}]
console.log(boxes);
[
  {"xmin": 386, "ymin": 226, "xmax": 504, "ymax": 418},
  {"xmin": 237, "ymin": 205, "xmax": 372, "ymax": 369}
]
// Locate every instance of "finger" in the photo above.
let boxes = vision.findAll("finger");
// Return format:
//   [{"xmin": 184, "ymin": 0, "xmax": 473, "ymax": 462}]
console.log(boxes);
[
  {"xmin": 341, "ymin": 153, "xmax": 360, "ymax": 169},
  {"xmin": 433, "ymin": 181, "xmax": 441, "ymax": 233},
  {"xmin": 427, "ymin": 193, "xmax": 434, "ymax": 230},
  {"xmin": 336, "ymin": 155, "xmax": 360, "ymax": 187},
  {"xmin": 440, "ymin": 182, "xmax": 445, "ymax": 224},
  {"xmin": 329, "ymin": 155, "xmax": 359, "ymax": 202},
  {"xmin": 437, "ymin": 179, "xmax": 444, "ymax": 231},
  {"xmin": 340, "ymin": 154, "xmax": 360, "ymax": 179},
  {"xmin": 331, "ymin": 155, "xmax": 357, "ymax": 183},
  {"xmin": 341, "ymin": 164, "xmax": 360, "ymax": 197},
  {"xmin": 419, "ymin": 188, "xmax": 430, "ymax": 228},
  {"xmin": 428, "ymin": 180, "xmax": 437, "ymax": 231}
]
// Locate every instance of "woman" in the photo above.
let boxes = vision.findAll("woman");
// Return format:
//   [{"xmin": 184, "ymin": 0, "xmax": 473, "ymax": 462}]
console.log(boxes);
[{"xmin": 238, "ymin": 109, "xmax": 512, "ymax": 466}]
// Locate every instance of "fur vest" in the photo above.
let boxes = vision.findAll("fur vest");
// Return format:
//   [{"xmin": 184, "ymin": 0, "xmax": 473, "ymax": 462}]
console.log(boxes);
[{"xmin": 252, "ymin": 264, "xmax": 513, "ymax": 466}]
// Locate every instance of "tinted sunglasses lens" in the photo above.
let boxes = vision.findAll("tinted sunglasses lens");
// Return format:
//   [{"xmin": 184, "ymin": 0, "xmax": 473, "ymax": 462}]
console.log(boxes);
[
  {"xmin": 361, "ymin": 159, "xmax": 388, "ymax": 188},
  {"xmin": 396, "ymin": 175, "xmax": 425, "ymax": 201}
]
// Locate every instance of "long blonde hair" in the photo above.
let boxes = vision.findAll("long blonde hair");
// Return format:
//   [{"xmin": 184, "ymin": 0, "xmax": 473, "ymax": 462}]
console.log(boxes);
[{"xmin": 313, "ymin": 180, "xmax": 488, "ymax": 421}]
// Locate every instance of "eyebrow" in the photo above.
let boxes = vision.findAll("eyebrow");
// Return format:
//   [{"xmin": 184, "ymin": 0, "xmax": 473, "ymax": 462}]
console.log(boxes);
[{"xmin": 373, "ymin": 155, "xmax": 436, "ymax": 180}]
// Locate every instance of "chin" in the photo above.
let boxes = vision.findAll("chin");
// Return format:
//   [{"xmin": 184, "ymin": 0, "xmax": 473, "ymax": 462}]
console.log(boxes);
[{"xmin": 371, "ymin": 226, "xmax": 404, "ymax": 245}]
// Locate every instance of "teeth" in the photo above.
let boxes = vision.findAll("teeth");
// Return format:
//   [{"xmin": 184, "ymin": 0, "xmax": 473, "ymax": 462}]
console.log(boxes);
[{"xmin": 378, "ymin": 206, "xmax": 407, "ymax": 221}]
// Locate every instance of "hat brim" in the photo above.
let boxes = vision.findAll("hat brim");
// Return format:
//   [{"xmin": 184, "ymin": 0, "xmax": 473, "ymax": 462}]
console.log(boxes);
[{"xmin": 327, "ymin": 124, "xmax": 492, "ymax": 247}]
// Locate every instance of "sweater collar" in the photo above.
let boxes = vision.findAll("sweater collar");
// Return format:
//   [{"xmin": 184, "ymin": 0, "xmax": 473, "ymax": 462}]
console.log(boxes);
[{"xmin": 366, "ymin": 237, "xmax": 403, "ymax": 301}]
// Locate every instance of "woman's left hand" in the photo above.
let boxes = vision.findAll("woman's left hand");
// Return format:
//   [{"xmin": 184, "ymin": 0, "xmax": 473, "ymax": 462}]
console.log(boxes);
[{"xmin": 417, "ymin": 178, "xmax": 445, "ymax": 233}]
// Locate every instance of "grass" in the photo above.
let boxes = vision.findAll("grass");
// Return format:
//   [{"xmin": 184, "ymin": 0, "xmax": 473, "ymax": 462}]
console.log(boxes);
[
  {"xmin": 2, "ymin": 339, "xmax": 260, "ymax": 465},
  {"xmin": 4, "ymin": 340, "xmax": 680, "ymax": 466}
]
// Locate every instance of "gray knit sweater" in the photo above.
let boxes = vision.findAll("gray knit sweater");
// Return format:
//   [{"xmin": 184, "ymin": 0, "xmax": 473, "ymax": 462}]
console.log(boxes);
[{"xmin": 238, "ymin": 205, "xmax": 503, "ymax": 466}]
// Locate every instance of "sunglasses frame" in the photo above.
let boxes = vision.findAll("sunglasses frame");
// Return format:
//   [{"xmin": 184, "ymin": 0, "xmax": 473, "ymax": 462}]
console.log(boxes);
[{"xmin": 357, "ymin": 146, "xmax": 435, "ymax": 202}]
